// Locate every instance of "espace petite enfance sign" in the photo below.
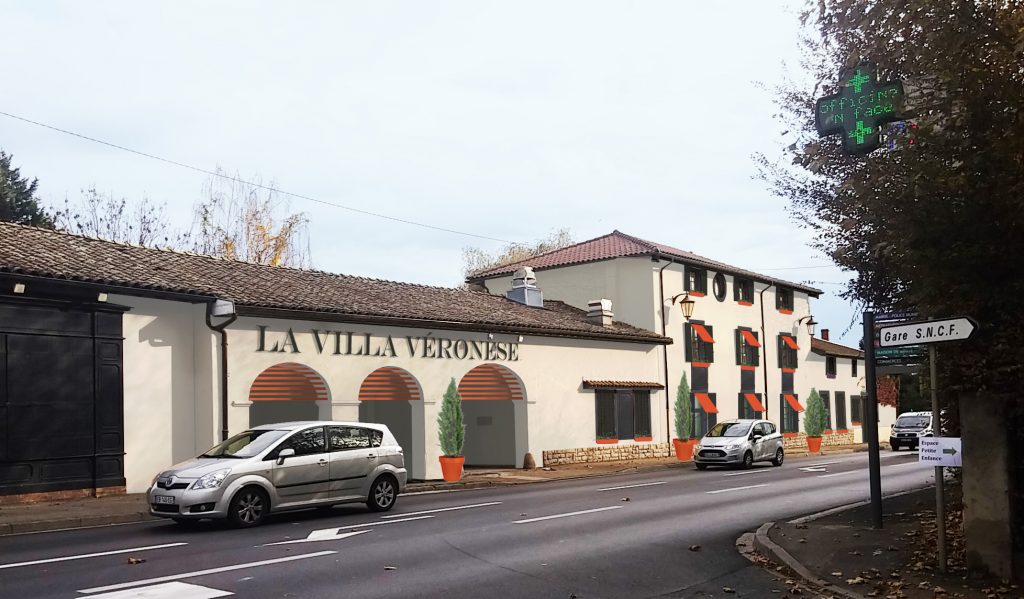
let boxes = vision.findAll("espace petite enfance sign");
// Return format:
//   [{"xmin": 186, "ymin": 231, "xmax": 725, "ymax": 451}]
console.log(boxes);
[{"xmin": 255, "ymin": 325, "xmax": 521, "ymax": 362}]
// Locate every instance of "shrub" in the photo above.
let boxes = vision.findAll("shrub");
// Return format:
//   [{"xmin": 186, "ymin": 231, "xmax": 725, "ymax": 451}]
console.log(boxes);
[
  {"xmin": 437, "ymin": 378, "xmax": 465, "ymax": 457},
  {"xmin": 804, "ymin": 388, "xmax": 828, "ymax": 438},
  {"xmin": 674, "ymin": 373, "xmax": 693, "ymax": 441}
]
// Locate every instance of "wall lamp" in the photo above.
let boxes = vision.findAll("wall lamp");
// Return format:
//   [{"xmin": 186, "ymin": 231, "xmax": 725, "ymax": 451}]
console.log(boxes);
[
  {"xmin": 796, "ymin": 315, "xmax": 818, "ymax": 337},
  {"xmin": 670, "ymin": 292, "xmax": 696, "ymax": 320}
]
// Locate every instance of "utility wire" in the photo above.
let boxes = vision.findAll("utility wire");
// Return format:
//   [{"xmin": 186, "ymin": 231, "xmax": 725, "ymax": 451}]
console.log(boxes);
[{"xmin": 0, "ymin": 109, "xmax": 521, "ymax": 246}]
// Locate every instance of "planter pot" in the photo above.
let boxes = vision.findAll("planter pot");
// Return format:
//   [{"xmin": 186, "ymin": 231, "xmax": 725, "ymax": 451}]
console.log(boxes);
[
  {"xmin": 439, "ymin": 456, "xmax": 465, "ymax": 482},
  {"xmin": 673, "ymin": 438, "xmax": 697, "ymax": 461},
  {"xmin": 806, "ymin": 436, "xmax": 823, "ymax": 454}
]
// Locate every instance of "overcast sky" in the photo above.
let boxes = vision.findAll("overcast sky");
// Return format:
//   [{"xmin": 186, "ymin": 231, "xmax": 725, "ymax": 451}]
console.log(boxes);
[{"xmin": 1, "ymin": 1, "xmax": 862, "ymax": 344}]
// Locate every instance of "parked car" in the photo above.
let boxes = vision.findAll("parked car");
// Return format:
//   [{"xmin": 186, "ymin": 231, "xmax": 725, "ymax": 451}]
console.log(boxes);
[
  {"xmin": 889, "ymin": 411, "xmax": 933, "ymax": 451},
  {"xmin": 148, "ymin": 421, "xmax": 407, "ymax": 527},
  {"xmin": 693, "ymin": 419, "xmax": 785, "ymax": 470}
]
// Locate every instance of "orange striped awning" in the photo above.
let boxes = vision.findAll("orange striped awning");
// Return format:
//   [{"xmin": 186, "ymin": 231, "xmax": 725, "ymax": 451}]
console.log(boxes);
[
  {"xmin": 740, "ymin": 329, "xmax": 761, "ymax": 347},
  {"xmin": 359, "ymin": 367, "xmax": 422, "ymax": 401},
  {"xmin": 784, "ymin": 393, "xmax": 805, "ymax": 412},
  {"xmin": 248, "ymin": 362, "xmax": 329, "ymax": 401},
  {"xmin": 782, "ymin": 335, "xmax": 800, "ymax": 350},
  {"xmin": 694, "ymin": 392, "xmax": 718, "ymax": 413},
  {"xmin": 458, "ymin": 363, "xmax": 525, "ymax": 401},
  {"xmin": 744, "ymin": 393, "xmax": 766, "ymax": 412},
  {"xmin": 692, "ymin": 323, "xmax": 715, "ymax": 343}
]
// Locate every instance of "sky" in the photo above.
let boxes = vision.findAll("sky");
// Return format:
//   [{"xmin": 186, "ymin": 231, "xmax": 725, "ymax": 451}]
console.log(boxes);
[{"xmin": 0, "ymin": 1, "xmax": 862, "ymax": 344}]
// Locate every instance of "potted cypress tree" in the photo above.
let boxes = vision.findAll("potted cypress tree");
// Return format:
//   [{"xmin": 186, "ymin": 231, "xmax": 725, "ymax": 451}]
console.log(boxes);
[
  {"xmin": 437, "ymin": 378, "xmax": 466, "ymax": 482},
  {"xmin": 804, "ymin": 388, "xmax": 828, "ymax": 454},
  {"xmin": 673, "ymin": 373, "xmax": 696, "ymax": 461}
]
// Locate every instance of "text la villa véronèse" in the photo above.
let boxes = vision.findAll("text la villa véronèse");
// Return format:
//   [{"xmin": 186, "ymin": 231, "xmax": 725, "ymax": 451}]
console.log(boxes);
[{"xmin": 256, "ymin": 326, "xmax": 520, "ymax": 362}]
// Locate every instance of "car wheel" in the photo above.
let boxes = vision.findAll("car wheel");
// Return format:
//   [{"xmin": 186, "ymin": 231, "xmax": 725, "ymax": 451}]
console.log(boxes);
[
  {"xmin": 695, "ymin": 463, "xmax": 708, "ymax": 470},
  {"xmin": 228, "ymin": 486, "xmax": 269, "ymax": 528},
  {"xmin": 771, "ymin": 448, "xmax": 784, "ymax": 467},
  {"xmin": 891, "ymin": 442, "xmax": 900, "ymax": 451},
  {"xmin": 741, "ymin": 451, "xmax": 754, "ymax": 469},
  {"xmin": 367, "ymin": 475, "xmax": 398, "ymax": 512}
]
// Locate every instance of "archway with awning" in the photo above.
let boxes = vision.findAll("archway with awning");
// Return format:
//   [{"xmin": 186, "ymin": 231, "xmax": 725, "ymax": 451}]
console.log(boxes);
[
  {"xmin": 247, "ymin": 362, "xmax": 331, "ymax": 427},
  {"xmin": 458, "ymin": 364, "xmax": 528, "ymax": 468},
  {"xmin": 358, "ymin": 367, "xmax": 425, "ymax": 480}
]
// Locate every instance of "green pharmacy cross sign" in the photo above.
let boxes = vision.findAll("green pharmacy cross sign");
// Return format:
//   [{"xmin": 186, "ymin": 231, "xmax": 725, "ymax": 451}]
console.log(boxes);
[{"xmin": 815, "ymin": 63, "xmax": 904, "ymax": 154}]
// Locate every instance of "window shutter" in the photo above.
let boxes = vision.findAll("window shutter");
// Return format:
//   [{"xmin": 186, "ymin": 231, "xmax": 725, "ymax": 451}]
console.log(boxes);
[
  {"xmin": 616, "ymin": 390, "xmax": 634, "ymax": 440},
  {"xmin": 633, "ymin": 391, "xmax": 651, "ymax": 438},
  {"xmin": 836, "ymin": 392, "xmax": 847, "ymax": 429},
  {"xmin": 706, "ymin": 325, "xmax": 714, "ymax": 363},
  {"xmin": 684, "ymin": 323, "xmax": 693, "ymax": 362},
  {"xmin": 777, "ymin": 335, "xmax": 784, "ymax": 368},
  {"xmin": 752, "ymin": 331, "xmax": 760, "ymax": 365},
  {"xmin": 735, "ymin": 329, "xmax": 742, "ymax": 365},
  {"xmin": 708, "ymin": 393, "xmax": 718, "ymax": 429},
  {"xmin": 851, "ymin": 394, "xmax": 862, "ymax": 423},
  {"xmin": 595, "ymin": 391, "xmax": 616, "ymax": 439}
]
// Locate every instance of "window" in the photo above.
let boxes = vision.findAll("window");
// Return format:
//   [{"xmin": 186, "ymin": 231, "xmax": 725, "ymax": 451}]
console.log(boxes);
[
  {"xmin": 274, "ymin": 426, "xmax": 326, "ymax": 457},
  {"xmin": 685, "ymin": 266, "xmax": 708, "ymax": 295},
  {"xmin": 820, "ymin": 391, "xmax": 832, "ymax": 430},
  {"xmin": 692, "ymin": 392, "xmax": 718, "ymax": 438},
  {"xmin": 776, "ymin": 287, "xmax": 794, "ymax": 312},
  {"xmin": 851, "ymin": 394, "xmax": 862, "ymax": 424},
  {"xmin": 595, "ymin": 389, "xmax": 651, "ymax": 441},
  {"xmin": 202, "ymin": 429, "xmax": 289, "ymax": 459},
  {"xmin": 851, "ymin": 358, "xmax": 858, "ymax": 377},
  {"xmin": 738, "ymin": 392, "xmax": 764, "ymax": 419},
  {"xmin": 705, "ymin": 421, "xmax": 749, "ymax": 437},
  {"xmin": 780, "ymin": 394, "xmax": 800, "ymax": 433},
  {"xmin": 835, "ymin": 392, "xmax": 847, "ymax": 429},
  {"xmin": 763, "ymin": 421, "xmax": 777, "ymax": 435},
  {"xmin": 736, "ymin": 328, "xmax": 760, "ymax": 367},
  {"xmin": 328, "ymin": 426, "xmax": 380, "ymax": 451},
  {"xmin": 778, "ymin": 334, "xmax": 798, "ymax": 369},
  {"xmin": 826, "ymin": 356, "xmax": 837, "ymax": 378},
  {"xmin": 712, "ymin": 273, "xmax": 727, "ymax": 302},
  {"xmin": 686, "ymin": 321, "xmax": 715, "ymax": 364},
  {"xmin": 734, "ymin": 278, "xmax": 754, "ymax": 304}
]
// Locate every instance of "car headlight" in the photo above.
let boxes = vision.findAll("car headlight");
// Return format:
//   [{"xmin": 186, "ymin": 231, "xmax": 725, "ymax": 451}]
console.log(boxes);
[{"xmin": 192, "ymin": 469, "xmax": 231, "ymax": 490}]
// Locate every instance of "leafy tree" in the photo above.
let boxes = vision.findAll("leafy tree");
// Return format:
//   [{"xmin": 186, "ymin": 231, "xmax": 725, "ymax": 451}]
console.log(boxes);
[
  {"xmin": 51, "ymin": 188, "xmax": 182, "ymax": 247},
  {"xmin": 674, "ymin": 373, "xmax": 693, "ymax": 441},
  {"xmin": 463, "ymin": 228, "xmax": 574, "ymax": 279},
  {"xmin": 437, "ymin": 378, "xmax": 464, "ymax": 457},
  {"xmin": 0, "ymin": 151, "xmax": 52, "ymax": 227},
  {"xmin": 803, "ymin": 389, "xmax": 828, "ymax": 438}
]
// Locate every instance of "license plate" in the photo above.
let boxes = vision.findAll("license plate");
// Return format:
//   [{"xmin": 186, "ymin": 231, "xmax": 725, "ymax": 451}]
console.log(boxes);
[{"xmin": 153, "ymin": 495, "xmax": 176, "ymax": 505}]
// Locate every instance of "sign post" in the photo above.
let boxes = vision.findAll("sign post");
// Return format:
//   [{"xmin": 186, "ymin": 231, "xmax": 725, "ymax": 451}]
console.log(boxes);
[
  {"xmin": 929, "ymin": 344, "xmax": 947, "ymax": 573},
  {"xmin": 863, "ymin": 311, "xmax": 883, "ymax": 529}
]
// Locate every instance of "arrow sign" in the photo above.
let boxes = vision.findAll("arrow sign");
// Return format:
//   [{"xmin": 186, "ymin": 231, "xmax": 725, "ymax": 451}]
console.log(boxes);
[
  {"xmin": 878, "ymin": 317, "xmax": 977, "ymax": 347},
  {"xmin": 942, "ymin": 447, "xmax": 957, "ymax": 456},
  {"xmin": 919, "ymin": 437, "xmax": 962, "ymax": 467}
]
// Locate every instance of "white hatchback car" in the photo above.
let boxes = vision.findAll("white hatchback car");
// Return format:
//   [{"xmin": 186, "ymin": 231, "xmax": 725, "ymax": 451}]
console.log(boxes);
[
  {"xmin": 693, "ymin": 419, "xmax": 785, "ymax": 470},
  {"xmin": 148, "ymin": 421, "xmax": 407, "ymax": 527}
]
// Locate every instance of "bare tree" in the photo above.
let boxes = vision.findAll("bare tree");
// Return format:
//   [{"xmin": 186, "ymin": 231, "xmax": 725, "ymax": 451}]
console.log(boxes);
[
  {"xmin": 51, "ymin": 187, "xmax": 183, "ymax": 247},
  {"xmin": 462, "ymin": 228, "xmax": 574, "ymax": 279}
]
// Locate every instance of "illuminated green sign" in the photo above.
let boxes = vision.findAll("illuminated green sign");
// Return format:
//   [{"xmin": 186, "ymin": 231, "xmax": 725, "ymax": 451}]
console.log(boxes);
[{"xmin": 815, "ymin": 63, "xmax": 904, "ymax": 154}]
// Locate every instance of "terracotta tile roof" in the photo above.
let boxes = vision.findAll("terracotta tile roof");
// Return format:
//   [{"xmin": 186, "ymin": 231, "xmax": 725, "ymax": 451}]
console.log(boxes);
[
  {"xmin": 582, "ymin": 380, "xmax": 665, "ymax": 390},
  {"xmin": 811, "ymin": 337, "xmax": 863, "ymax": 359},
  {"xmin": 466, "ymin": 230, "xmax": 822, "ymax": 296},
  {"xmin": 0, "ymin": 223, "xmax": 669, "ymax": 344}
]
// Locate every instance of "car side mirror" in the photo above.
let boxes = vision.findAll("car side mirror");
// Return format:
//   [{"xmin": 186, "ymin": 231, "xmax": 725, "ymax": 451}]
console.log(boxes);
[
  {"xmin": 276, "ymin": 448, "xmax": 296, "ymax": 465},
  {"xmin": 752, "ymin": 434, "xmax": 764, "ymax": 442}
]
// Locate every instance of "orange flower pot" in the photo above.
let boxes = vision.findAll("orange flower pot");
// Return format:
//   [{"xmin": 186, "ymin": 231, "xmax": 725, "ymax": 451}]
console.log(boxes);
[
  {"xmin": 673, "ymin": 439, "xmax": 696, "ymax": 461},
  {"xmin": 439, "ymin": 456, "xmax": 465, "ymax": 482},
  {"xmin": 806, "ymin": 436, "xmax": 823, "ymax": 454}
]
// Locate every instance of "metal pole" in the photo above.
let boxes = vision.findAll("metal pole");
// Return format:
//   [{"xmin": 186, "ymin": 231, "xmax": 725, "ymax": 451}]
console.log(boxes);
[
  {"xmin": 930, "ymin": 344, "xmax": 947, "ymax": 572},
  {"xmin": 863, "ymin": 310, "xmax": 883, "ymax": 528}
]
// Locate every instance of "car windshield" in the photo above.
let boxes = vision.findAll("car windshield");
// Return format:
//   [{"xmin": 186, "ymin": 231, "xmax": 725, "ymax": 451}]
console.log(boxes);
[
  {"xmin": 200, "ymin": 429, "xmax": 289, "ymax": 459},
  {"xmin": 896, "ymin": 415, "xmax": 930, "ymax": 428},
  {"xmin": 705, "ymin": 422, "xmax": 752, "ymax": 438}
]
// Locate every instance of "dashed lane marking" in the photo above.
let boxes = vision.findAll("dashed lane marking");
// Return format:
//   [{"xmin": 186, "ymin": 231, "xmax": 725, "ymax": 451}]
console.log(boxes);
[
  {"xmin": 262, "ymin": 530, "xmax": 369, "ymax": 546},
  {"xmin": 0, "ymin": 542, "xmax": 187, "ymax": 570},
  {"xmin": 706, "ymin": 484, "xmax": 769, "ymax": 495},
  {"xmin": 514, "ymin": 506, "xmax": 622, "ymax": 524},
  {"xmin": 379, "ymin": 501, "xmax": 502, "ymax": 518},
  {"xmin": 597, "ymin": 481, "xmax": 667, "ymax": 491}
]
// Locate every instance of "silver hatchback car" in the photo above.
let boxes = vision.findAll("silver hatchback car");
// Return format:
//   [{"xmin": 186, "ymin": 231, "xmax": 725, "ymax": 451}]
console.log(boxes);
[
  {"xmin": 693, "ymin": 419, "xmax": 785, "ymax": 470},
  {"xmin": 148, "ymin": 421, "xmax": 408, "ymax": 527}
]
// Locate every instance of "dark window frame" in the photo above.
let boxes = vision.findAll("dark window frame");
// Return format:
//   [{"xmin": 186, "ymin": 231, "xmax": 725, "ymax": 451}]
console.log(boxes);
[
  {"xmin": 595, "ymin": 389, "xmax": 652, "ymax": 441},
  {"xmin": 851, "ymin": 394, "xmax": 863, "ymax": 424},
  {"xmin": 826, "ymin": 356, "xmax": 837, "ymax": 378},
  {"xmin": 712, "ymin": 272, "xmax": 727, "ymax": 302},
  {"xmin": 692, "ymin": 392, "xmax": 717, "ymax": 438},
  {"xmin": 778, "ymin": 334, "xmax": 798, "ymax": 369},
  {"xmin": 737, "ymin": 392, "xmax": 763, "ymax": 420},
  {"xmin": 685, "ymin": 321, "xmax": 715, "ymax": 364},
  {"xmin": 851, "ymin": 358, "xmax": 858, "ymax": 377},
  {"xmin": 684, "ymin": 266, "xmax": 708, "ymax": 295},
  {"xmin": 835, "ymin": 392, "xmax": 847, "ymax": 429},
  {"xmin": 734, "ymin": 278, "xmax": 754, "ymax": 304},
  {"xmin": 820, "ymin": 391, "xmax": 833, "ymax": 430},
  {"xmin": 780, "ymin": 394, "xmax": 800, "ymax": 433},
  {"xmin": 776, "ymin": 287, "xmax": 794, "ymax": 312},
  {"xmin": 736, "ymin": 327, "xmax": 760, "ymax": 367}
]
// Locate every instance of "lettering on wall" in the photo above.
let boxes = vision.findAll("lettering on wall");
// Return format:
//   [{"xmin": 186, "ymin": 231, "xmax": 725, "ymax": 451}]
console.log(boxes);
[{"xmin": 256, "ymin": 326, "xmax": 520, "ymax": 361}]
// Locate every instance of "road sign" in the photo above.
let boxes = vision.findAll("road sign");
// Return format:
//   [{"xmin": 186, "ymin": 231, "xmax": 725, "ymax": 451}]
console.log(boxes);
[
  {"xmin": 878, "ymin": 317, "xmax": 977, "ymax": 347},
  {"xmin": 815, "ymin": 62, "xmax": 905, "ymax": 154},
  {"xmin": 919, "ymin": 437, "xmax": 962, "ymax": 468}
]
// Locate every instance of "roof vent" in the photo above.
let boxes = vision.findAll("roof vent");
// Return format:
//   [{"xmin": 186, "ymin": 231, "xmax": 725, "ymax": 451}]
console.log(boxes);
[
  {"xmin": 587, "ymin": 299, "xmax": 614, "ymax": 327},
  {"xmin": 505, "ymin": 266, "xmax": 543, "ymax": 307}
]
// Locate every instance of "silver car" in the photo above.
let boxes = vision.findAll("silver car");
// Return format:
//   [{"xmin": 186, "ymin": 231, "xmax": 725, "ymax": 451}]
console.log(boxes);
[
  {"xmin": 693, "ymin": 419, "xmax": 785, "ymax": 470},
  {"xmin": 148, "ymin": 421, "xmax": 408, "ymax": 527}
]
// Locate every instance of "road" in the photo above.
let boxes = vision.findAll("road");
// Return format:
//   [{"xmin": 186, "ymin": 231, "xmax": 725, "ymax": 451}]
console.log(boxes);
[{"xmin": 0, "ymin": 451, "xmax": 933, "ymax": 599}]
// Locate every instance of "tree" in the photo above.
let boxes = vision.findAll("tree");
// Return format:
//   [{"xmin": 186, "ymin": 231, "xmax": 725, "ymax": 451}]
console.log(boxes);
[
  {"xmin": 803, "ymin": 389, "xmax": 827, "ymax": 438},
  {"xmin": 0, "ymin": 151, "xmax": 52, "ymax": 227},
  {"xmin": 437, "ymin": 378, "xmax": 464, "ymax": 457},
  {"xmin": 189, "ymin": 169, "xmax": 311, "ymax": 267},
  {"xmin": 674, "ymin": 373, "xmax": 693, "ymax": 441},
  {"xmin": 463, "ymin": 228, "xmax": 574, "ymax": 279},
  {"xmin": 51, "ymin": 188, "xmax": 182, "ymax": 247}
]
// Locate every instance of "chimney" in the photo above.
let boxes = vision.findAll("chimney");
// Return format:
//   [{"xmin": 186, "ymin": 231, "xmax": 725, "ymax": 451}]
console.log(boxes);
[
  {"xmin": 505, "ymin": 266, "xmax": 544, "ymax": 308},
  {"xmin": 821, "ymin": 329, "xmax": 830, "ymax": 341},
  {"xmin": 587, "ymin": 299, "xmax": 614, "ymax": 327}
]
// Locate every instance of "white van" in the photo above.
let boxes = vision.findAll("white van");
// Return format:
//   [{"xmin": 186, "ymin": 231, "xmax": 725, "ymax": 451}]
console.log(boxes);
[{"xmin": 889, "ymin": 411, "xmax": 933, "ymax": 450}]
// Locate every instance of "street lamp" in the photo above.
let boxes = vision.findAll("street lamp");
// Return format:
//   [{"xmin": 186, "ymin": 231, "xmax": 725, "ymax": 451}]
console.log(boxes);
[
  {"xmin": 797, "ymin": 315, "xmax": 818, "ymax": 336},
  {"xmin": 671, "ymin": 292, "xmax": 696, "ymax": 320}
]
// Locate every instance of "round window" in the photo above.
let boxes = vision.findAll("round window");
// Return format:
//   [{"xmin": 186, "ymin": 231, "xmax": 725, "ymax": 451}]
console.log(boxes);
[{"xmin": 713, "ymin": 273, "xmax": 727, "ymax": 302}]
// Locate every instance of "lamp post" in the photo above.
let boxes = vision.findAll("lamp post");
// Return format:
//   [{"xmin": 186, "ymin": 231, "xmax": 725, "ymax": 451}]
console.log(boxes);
[
  {"xmin": 672, "ymin": 292, "xmax": 696, "ymax": 320},
  {"xmin": 797, "ymin": 315, "xmax": 818, "ymax": 337}
]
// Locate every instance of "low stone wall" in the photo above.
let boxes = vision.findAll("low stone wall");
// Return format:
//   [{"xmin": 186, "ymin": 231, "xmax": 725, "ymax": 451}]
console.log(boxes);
[
  {"xmin": 542, "ymin": 443, "xmax": 672, "ymax": 466},
  {"xmin": 782, "ymin": 430, "xmax": 856, "ymax": 450},
  {"xmin": 0, "ymin": 485, "xmax": 126, "ymax": 505}
]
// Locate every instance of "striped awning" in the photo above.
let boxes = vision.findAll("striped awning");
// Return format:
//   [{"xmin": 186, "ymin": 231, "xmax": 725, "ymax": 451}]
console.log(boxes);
[
  {"xmin": 359, "ymin": 367, "xmax": 422, "ymax": 401},
  {"xmin": 740, "ymin": 330, "xmax": 761, "ymax": 347},
  {"xmin": 583, "ymin": 380, "xmax": 665, "ymax": 390},
  {"xmin": 458, "ymin": 364, "xmax": 525, "ymax": 400},
  {"xmin": 784, "ymin": 393, "xmax": 805, "ymax": 412},
  {"xmin": 248, "ymin": 362, "xmax": 329, "ymax": 401},
  {"xmin": 744, "ymin": 392, "xmax": 766, "ymax": 412},
  {"xmin": 782, "ymin": 335, "xmax": 800, "ymax": 350},
  {"xmin": 692, "ymin": 323, "xmax": 715, "ymax": 343},
  {"xmin": 695, "ymin": 392, "xmax": 718, "ymax": 413}
]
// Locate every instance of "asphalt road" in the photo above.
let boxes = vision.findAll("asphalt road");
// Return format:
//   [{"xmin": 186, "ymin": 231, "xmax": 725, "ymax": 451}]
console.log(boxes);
[{"xmin": 0, "ymin": 451, "xmax": 934, "ymax": 599}]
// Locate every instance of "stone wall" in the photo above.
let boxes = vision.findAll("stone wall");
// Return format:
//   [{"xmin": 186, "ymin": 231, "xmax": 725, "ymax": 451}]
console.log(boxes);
[
  {"xmin": 782, "ymin": 430, "xmax": 856, "ymax": 450},
  {"xmin": 542, "ymin": 443, "xmax": 672, "ymax": 466}
]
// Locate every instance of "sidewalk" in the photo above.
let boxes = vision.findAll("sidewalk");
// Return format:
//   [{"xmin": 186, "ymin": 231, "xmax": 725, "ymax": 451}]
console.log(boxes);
[
  {"xmin": 0, "ymin": 443, "xmax": 868, "ymax": 536},
  {"xmin": 753, "ymin": 486, "xmax": 1020, "ymax": 599}
]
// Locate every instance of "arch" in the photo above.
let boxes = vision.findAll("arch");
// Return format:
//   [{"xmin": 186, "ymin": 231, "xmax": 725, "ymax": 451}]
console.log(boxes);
[
  {"xmin": 358, "ymin": 367, "xmax": 425, "ymax": 481},
  {"xmin": 248, "ymin": 362, "xmax": 330, "ymax": 427},
  {"xmin": 458, "ymin": 364, "xmax": 528, "ymax": 469}
]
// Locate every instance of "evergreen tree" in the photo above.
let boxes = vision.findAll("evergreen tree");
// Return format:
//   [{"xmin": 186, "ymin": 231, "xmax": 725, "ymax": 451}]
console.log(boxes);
[
  {"xmin": 437, "ymin": 378, "xmax": 464, "ymax": 457},
  {"xmin": 803, "ymin": 389, "xmax": 828, "ymax": 438},
  {"xmin": 674, "ymin": 373, "xmax": 693, "ymax": 441},
  {"xmin": 0, "ymin": 151, "xmax": 51, "ymax": 227}
]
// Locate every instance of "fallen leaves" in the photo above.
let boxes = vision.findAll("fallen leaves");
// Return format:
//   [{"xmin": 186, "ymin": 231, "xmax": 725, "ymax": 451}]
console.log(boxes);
[{"xmin": 127, "ymin": 557, "xmax": 145, "ymax": 565}]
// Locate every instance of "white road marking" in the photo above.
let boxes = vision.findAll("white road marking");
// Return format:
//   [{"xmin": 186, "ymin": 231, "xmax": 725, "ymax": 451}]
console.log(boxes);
[
  {"xmin": 263, "ymin": 530, "xmax": 368, "ymax": 546},
  {"xmin": 597, "ymin": 481, "xmax": 667, "ymax": 491},
  {"xmin": 0, "ymin": 542, "xmax": 188, "ymax": 570},
  {"xmin": 817, "ymin": 470, "xmax": 859, "ymax": 479},
  {"xmin": 84, "ymin": 581, "xmax": 232, "ymax": 599},
  {"xmin": 800, "ymin": 461, "xmax": 843, "ymax": 469},
  {"xmin": 799, "ymin": 466, "xmax": 829, "ymax": 472},
  {"xmin": 514, "ymin": 506, "xmax": 622, "ymax": 524},
  {"xmin": 78, "ymin": 551, "xmax": 337, "ymax": 595},
  {"xmin": 722, "ymin": 469, "xmax": 774, "ymax": 477},
  {"xmin": 260, "ymin": 515, "xmax": 434, "ymax": 546},
  {"xmin": 706, "ymin": 484, "xmax": 768, "ymax": 495},
  {"xmin": 379, "ymin": 501, "xmax": 502, "ymax": 518}
]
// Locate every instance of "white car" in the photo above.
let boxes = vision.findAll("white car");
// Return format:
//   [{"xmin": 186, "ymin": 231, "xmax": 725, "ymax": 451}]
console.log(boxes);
[
  {"xmin": 693, "ymin": 419, "xmax": 785, "ymax": 470},
  {"xmin": 148, "ymin": 421, "xmax": 407, "ymax": 527}
]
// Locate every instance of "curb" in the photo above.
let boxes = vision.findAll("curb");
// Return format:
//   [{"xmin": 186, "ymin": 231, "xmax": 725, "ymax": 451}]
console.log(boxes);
[
  {"xmin": 752, "ymin": 521, "xmax": 865, "ymax": 599},
  {"xmin": 2, "ymin": 512, "xmax": 155, "ymax": 536}
]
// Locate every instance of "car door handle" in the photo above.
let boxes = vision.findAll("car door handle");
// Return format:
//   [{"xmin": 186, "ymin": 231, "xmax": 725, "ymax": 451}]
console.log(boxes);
[
  {"xmin": 318, "ymin": 459, "xmax": 328, "ymax": 466},
  {"xmin": 367, "ymin": 454, "xmax": 376, "ymax": 459}
]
